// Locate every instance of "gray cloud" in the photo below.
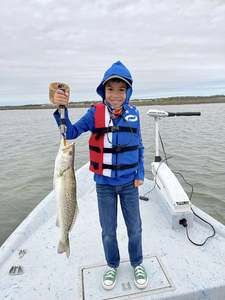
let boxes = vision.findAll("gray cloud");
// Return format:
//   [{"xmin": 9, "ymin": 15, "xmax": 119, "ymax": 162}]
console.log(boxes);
[{"xmin": 0, "ymin": 0, "xmax": 224, "ymax": 105}]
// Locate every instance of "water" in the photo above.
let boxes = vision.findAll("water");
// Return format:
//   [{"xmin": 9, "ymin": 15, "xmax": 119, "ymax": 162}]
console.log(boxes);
[{"xmin": 0, "ymin": 103, "xmax": 224, "ymax": 246}]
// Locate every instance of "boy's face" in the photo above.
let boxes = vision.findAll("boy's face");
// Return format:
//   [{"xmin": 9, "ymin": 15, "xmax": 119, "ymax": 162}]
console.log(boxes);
[{"xmin": 104, "ymin": 80, "xmax": 127, "ymax": 108}]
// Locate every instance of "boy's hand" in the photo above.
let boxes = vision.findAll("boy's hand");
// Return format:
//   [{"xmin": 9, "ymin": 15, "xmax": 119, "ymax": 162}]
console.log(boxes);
[
  {"xmin": 134, "ymin": 179, "xmax": 144, "ymax": 188},
  {"xmin": 54, "ymin": 89, "xmax": 68, "ymax": 110}
]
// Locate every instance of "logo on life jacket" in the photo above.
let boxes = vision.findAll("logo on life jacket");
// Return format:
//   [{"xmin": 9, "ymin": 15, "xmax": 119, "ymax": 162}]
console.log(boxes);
[{"xmin": 125, "ymin": 115, "xmax": 138, "ymax": 122}]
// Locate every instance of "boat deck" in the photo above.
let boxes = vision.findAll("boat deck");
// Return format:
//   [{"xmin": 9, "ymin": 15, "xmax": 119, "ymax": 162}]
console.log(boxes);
[{"xmin": 0, "ymin": 163, "xmax": 225, "ymax": 300}]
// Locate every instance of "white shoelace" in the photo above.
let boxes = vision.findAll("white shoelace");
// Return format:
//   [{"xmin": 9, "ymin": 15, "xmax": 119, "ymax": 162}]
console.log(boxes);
[
  {"xmin": 134, "ymin": 265, "xmax": 145, "ymax": 277},
  {"xmin": 105, "ymin": 268, "xmax": 116, "ymax": 280}
]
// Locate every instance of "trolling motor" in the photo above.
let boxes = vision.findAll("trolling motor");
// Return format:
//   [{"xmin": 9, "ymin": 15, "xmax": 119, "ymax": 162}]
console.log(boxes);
[
  {"xmin": 147, "ymin": 109, "xmax": 201, "ymax": 228},
  {"xmin": 49, "ymin": 82, "xmax": 70, "ymax": 139},
  {"xmin": 148, "ymin": 109, "xmax": 201, "ymax": 162}
]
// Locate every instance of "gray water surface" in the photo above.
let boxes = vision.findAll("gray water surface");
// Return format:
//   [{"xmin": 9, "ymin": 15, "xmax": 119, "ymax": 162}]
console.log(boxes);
[{"xmin": 0, "ymin": 103, "xmax": 224, "ymax": 246}]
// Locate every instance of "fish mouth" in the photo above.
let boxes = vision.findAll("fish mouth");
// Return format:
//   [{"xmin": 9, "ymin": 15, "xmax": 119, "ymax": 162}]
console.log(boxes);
[{"xmin": 61, "ymin": 139, "xmax": 75, "ymax": 153}]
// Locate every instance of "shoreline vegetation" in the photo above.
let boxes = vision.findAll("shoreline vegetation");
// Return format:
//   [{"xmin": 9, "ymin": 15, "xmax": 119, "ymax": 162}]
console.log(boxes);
[{"xmin": 0, "ymin": 95, "xmax": 224, "ymax": 110}]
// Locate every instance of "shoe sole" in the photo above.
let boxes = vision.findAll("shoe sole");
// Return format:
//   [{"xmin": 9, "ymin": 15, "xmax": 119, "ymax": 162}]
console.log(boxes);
[
  {"xmin": 102, "ymin": 278, "xmax": 117, "ymax": 290},
  {"xmin": 134, "ymin": 277, "xmax": 148, "ymax": 289}
]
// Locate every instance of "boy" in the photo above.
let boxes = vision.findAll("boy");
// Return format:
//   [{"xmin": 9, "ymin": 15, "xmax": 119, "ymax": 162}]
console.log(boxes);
[{"xmin": 53, "ymin": 61, "xmax": 148, "ymax": 290}]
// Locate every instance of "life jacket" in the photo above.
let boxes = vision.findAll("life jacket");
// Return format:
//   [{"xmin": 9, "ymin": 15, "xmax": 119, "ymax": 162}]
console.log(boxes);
[{"xmin": 89, "ymin": 103, "xmax": 140, "ymax": 178}]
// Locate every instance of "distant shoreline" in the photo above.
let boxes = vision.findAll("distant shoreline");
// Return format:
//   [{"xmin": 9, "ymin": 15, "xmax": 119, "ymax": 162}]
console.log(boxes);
[{"xmin": 0, "ymin": 95, "xmax": 224, "ymax": 110}]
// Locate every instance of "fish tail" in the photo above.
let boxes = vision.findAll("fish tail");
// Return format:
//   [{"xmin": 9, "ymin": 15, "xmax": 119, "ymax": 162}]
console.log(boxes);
[{"xmin": 57, "ymin": 237, "xmax": 70, "ymax": 258}]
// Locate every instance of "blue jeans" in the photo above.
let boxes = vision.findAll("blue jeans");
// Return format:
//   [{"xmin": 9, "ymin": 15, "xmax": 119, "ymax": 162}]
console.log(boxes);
[{"xmin": 96, "ymin": 180, "xmax": 143, "ymax": 268}]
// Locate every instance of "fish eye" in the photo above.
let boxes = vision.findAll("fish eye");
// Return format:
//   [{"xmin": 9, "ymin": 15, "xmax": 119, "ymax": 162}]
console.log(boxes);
[{"xmin": 68, "ymin": 151, "xmax": 73, "ymax": 156}]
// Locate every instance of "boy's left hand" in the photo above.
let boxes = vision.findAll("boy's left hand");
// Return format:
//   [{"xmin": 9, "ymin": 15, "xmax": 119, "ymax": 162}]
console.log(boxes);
[{"xmin": 134, "ymin": 179, "xmax": 144, "ymax": 188}]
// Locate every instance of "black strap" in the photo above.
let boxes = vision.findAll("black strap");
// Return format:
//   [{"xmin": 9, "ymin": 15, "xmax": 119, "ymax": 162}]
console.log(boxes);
[
  {"xmin": 89, "ymin": 145, "xmax": 101, "ymax": 153},
  {"xmin": 90, "ymin": 161, "xmax": 99, "ymax": 170},
  {"xmin": 89, "ymin": 145, "xmax": 139, "ymax": 154},
  {"xmin": 94, "ymin": 126, "xmax": 137, "ymax": 140},
  {"xmin": 103, "ymin": 145, "xmax": 139, "ymax": 154},
  {"xmin": 102, "ymin": 162, "xmax": 139, "ymax": 171}
]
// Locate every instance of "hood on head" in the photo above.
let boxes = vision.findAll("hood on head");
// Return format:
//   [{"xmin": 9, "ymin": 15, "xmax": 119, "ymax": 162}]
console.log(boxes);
[{"xmin": 96, "ymin": 61, "xmax": 133, "ymax": 109}]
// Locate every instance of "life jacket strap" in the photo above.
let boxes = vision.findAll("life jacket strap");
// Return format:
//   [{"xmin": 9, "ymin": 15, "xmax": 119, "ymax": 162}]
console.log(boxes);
[
  {"xmin": 89, "ymin": 145, "xmax": 139, "ymax": 154},
  {"xmin": 102, "ymin": 162, "xmax": 139, "ymax": 171},
  {"xmin": 94, "ymin": 126, "xmax": 137, "ymax": 140},
  {"xmin": 90, "ymin": 161, "xmax": 139, "ymax": 171},
  {"xmin": 89, "ymin": 145, "xmax": 101, "ymax": 153},
  {"xmin": 90, "ymin": 161, "xmax": 99, "ymax": 170}
]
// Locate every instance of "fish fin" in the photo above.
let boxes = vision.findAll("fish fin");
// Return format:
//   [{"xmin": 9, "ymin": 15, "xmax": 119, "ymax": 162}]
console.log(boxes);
[
  {"xmin": 57, "ymin": 238, "xmax": 70, "ymax": 258},
  {"xmin": 56, "ymin": 218, "xmax": 60, "ymax": 227}
]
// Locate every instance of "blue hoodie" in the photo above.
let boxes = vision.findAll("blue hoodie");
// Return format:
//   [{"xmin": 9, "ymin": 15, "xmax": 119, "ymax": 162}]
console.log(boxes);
[
  {"xmin": 54, "ymin": 61, "xmax": 144, "ymax": 186},
  {"xmin": 96, "ymin": 61, "xmax": 133, "ymax": 109}
]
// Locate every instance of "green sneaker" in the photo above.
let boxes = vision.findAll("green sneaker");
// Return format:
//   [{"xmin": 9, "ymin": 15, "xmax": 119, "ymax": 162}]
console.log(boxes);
[
  {"xmin": 102, "ymin": 267, "xmax": 117, "ymax": 290},
  {"xmin": 133, "ymin": 264, "xmax": 148, "ymax": 289}
]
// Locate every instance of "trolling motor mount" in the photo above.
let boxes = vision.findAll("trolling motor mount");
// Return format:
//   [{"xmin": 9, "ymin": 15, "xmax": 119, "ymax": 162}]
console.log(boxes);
[{"xmin": 147, "ymin": 109, "xmax": 201, "ymax": 228}]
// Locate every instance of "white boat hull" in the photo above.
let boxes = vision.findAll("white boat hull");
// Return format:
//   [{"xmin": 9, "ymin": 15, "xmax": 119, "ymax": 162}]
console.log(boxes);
[{"xmin": 1, "ymin": 163, "xmax": 225, "ymax": 299}]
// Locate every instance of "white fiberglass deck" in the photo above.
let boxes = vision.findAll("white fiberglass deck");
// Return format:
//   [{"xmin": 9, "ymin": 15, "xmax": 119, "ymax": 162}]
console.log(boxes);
[{"xmin": 0, "ymin": 162, "xmax": 225, "ymax": 300}]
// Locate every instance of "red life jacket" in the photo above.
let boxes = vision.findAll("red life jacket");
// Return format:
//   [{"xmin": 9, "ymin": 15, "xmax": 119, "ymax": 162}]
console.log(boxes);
[
  {"xmin": 89, "ymin": 103, "xmax": 139, "ymax": 177},
  {"xmin": 89, "ymin": 103, "xmax": 106, "ymax": 175}
]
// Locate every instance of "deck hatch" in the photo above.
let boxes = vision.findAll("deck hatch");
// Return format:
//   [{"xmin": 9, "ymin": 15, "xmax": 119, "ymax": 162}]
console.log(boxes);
[{"xmin": 79, "ymin": 254, "xmax": 176, "ymax": 299}]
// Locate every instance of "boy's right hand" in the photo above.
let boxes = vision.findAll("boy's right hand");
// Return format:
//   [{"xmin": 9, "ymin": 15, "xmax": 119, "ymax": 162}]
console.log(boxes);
[{"xmin": 54, "ymin": 89, "xmax": 68, "ymax": 110}]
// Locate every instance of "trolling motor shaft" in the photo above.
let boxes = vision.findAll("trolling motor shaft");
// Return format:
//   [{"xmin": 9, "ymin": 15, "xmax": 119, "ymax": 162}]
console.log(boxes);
[{"xmin": 49, "ymin": 82, "xmax": 70, "ymax": 138}]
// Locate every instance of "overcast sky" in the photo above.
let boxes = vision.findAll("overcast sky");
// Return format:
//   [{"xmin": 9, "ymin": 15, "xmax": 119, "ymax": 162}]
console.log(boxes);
[{"xmin": 0, "ymin": 0, "xmax": 224, "ymax": 106}]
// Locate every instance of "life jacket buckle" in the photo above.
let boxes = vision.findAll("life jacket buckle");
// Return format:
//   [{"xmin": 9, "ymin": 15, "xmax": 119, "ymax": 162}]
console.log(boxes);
[
  {"xmin": 115, "ymin": 147, "xmax": 124, "ymax": 153},
  {"xmin": 111, "ymin": 126, "xmax": 120, "ymax": 132},
  {"xmin": 113, "ymin": 164, "xmax": 123, "ymax": 171}
]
